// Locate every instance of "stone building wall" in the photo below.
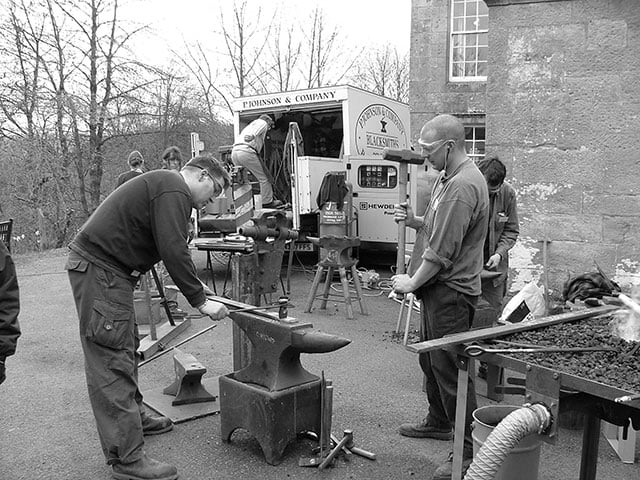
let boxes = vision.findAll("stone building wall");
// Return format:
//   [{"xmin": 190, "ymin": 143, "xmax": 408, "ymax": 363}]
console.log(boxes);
[
  {"xmin": 410, "ymin": 0, "xmax": 640, "ymax": 302},
  {"xmin": 485, "ymin": 0, "xmax": 640, "ymax": 297}
]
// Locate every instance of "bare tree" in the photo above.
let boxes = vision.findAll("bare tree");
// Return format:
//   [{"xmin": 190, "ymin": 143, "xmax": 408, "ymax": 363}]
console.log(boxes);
[
  {"xmin": 43, "ymin": 0, "xmax": 157, "ymax": 213},
  {"xmin": 300, "ymin": 6, "xmax": 361, "ymax": 89},
  {"xmin": 178, "ymin": 42, "xmax": 233, "ymax": 116},
  {"xmin": 349, "ymin": 44, "xmax": 409, "ymax": 103},
  {"xmin": 219, "ymin": 0, "xmax": 274, "ymax": 97},
  {"xmin": 263, "ymin": 22, "xmax": 301, "ymax": 92},
  {"xmin": 0, "ymin": 0, "xmax": 43, "ymax": 140}
]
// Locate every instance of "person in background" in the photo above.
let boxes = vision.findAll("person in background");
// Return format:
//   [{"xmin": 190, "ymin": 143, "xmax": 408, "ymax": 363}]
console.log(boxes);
[
  {"xmin": 158, "ymin": 145, "xmax": 189, "ymax": 316},
  {"xmin": 116, "ymin": 150, "xmax": 145, "ymax": 188},
  {"xmin": 392, "ymin": 114, "xmax": 489, "ymax": 480},
  {"xmin": 0, "ymin": 239, "xmax": 20, "ymax": 385},
  {"xmin": 476, "ymin": 154, "xmax": 519, "ymax": 378},
  {"xmin": 231, "ymin": 114, "xmax": 282, "ymax": 208},
  {"xmin": 161, "ymin": 145, "xmax": 184, "ymax": 171},
  {"xmin": 66, "ymin": 155, "xmax": 230, "ymax": 480}
]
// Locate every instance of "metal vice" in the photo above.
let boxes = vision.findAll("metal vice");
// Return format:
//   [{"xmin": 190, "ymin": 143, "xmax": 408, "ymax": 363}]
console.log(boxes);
[
  {"xmin": 219, "ymin": 309, "xmax": 350, "ymax": 465},
  {"xmin": 238, "ymin": 209, "xmax": 298, "ymax": 297}
]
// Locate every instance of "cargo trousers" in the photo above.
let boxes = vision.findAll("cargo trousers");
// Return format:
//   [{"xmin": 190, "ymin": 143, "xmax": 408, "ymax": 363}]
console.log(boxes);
[
  {"xmin": 66, "ymin": 250, "xmax": 145, "ymax": 465},
  {"xmin": 417, "ymin": 282, "xmax": 478, "ymax": 458}
]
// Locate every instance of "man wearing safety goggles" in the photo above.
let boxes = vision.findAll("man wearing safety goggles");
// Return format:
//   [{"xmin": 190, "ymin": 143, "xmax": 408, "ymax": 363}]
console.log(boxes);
[
  {"xmin": 65, "ymin": 155, "xmax": 230, "ymax": 480},
  {"xmin": 392, "ymin": 114, "xmax": 489, "ymax": 480}
]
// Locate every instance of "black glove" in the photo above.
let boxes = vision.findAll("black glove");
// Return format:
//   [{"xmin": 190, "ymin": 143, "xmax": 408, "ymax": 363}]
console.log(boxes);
[{"xmin": 0, "ymin": 358, "xmax": 6, "ymax": 385}]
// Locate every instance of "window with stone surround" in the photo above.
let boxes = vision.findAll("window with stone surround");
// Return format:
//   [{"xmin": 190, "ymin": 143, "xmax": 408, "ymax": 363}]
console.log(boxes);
[
  {"xmin": 450, "ymin": 0, "xmax": 488, "ymax": 82},
  {"xmin": 465, "ymin": 125, "xmax": 485, "ymax": 161}
]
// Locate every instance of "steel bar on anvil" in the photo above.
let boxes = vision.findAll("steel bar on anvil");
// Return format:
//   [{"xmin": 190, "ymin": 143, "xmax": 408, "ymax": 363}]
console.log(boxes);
[{"xmin": 406, "ymin": 305, "xmax": 618, "ymax": 355}]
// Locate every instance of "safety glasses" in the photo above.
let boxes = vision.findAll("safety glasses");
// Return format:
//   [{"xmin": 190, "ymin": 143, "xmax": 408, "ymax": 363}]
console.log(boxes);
[
  {"xmin": 201, "ymin": 170, "xmax": 226, "ymax": 199},
  {"xmin": 418, "ymin": 138, "xmax": 453, "ymax": 157}
]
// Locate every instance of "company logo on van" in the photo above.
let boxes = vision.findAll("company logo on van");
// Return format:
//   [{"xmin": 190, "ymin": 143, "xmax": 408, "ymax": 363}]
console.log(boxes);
[
  {"xmin": 355, "ymin": 104, "xmax": 408, "ymax": 157},
  {"xmin": 359, "ymin": 201, "xmax": 395, "ymax": 211}
]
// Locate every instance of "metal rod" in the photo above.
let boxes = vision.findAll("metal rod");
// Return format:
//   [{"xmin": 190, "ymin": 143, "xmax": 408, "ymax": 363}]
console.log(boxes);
[
  {"xmin": 348, "ymin": 445, "xmax": 377, "ymax": 461},
  {"xmin": 318, "ymin": 430, "xmax": 352, "ymax": 470},
  {"xmin": 330, "ymin": 433, "xmax": 352, "ymax": 457},
  {"xmin": 319, "ymin": 371, "xmax": 325, "ymax": 459},
  {"xmin": 150, "ymin": 265, "xmax": 175, "ymax": 326},
  {"xmin": 205, "ymin": 294, "xmax": 292, "ymax": 314},
  {"xmin": 138, "ymin": 323, "xmax": 218, "ymax": 367},
  {"xmin": 344, "ymin": 431, "xmax": 376, "ymax": 460},
  {"xmin": 614, "ymin": 393, "xmax": 640, "ymax": 403},
  {"xmin": 464, "ymin": 344, "xmax": 615, "ymax": 357}
]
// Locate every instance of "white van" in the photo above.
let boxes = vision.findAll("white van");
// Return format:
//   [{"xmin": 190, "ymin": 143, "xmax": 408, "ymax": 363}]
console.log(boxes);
[{"xmin": 229, "ymin": 85, "xmax": 419, "ymax": 252}]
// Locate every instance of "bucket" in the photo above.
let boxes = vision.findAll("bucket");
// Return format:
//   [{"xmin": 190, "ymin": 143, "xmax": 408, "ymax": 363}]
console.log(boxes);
[{"xmin": 472, "ymin": 405, "xmax": 543, "ymax": 480}]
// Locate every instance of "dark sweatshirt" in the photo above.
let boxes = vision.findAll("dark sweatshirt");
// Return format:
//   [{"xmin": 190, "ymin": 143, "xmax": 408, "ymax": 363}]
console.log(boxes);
[
  {"xmin": 0, "ymin": 240, "xmax": 20, "ymax": 359},
  {"xmin": 70, "ymin": 170, "xmax": 205, "ymax": 308}
]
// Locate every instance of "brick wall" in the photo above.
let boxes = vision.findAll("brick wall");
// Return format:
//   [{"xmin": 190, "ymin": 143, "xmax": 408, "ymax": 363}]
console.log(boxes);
[{"xmin": 410, "ymin": 0, "xmax": 640, "ymax": 301}]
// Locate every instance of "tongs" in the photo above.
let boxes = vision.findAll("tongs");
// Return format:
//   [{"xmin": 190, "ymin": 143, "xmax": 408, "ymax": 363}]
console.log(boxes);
[{"xmin": 464, "ymin": 341, "xmax": 616, "ymax": 357}]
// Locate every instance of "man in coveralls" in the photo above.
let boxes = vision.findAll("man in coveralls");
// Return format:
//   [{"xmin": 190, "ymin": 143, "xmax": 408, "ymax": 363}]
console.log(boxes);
[
  {"xmin": 392, "ymin": 114, "xmax": 489, "ymax": 480},
  {"xmin": 66, "ymin": 155, "xmax": 230, "ymax": 480}
]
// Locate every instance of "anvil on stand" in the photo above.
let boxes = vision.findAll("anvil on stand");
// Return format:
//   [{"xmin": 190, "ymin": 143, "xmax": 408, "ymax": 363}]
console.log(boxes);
[{"xmin": 219, "ymin": 307, "xmax": 351, "ymax": 465}]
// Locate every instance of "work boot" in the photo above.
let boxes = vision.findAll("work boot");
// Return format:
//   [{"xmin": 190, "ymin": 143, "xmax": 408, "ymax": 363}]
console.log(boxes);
[
  {"xmin": 432, "ymin": 451, "xmax": 473, "ymax": 480},
  {"xmin": 398, "ymin": 418, "xmax": 453, "ymax": 440},
  {"xmin": 141, "ymin": 411, "xmax": 173, "ymax": 436},
  {"xmin": 112, "ymin": 453, "xmax": 178, "ymax": 480},
  {"xmin": 263, "ymin": 199, "xmax": 283, "ymax": 208}
]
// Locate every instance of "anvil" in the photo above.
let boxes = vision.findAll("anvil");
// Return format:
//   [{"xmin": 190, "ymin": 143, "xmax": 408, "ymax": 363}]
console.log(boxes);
[
  {"xmin": 220, "ymin": 309, "xmax": 351, "ymax": 464},
  {"xmin": 229, "ymin": 309, "xmax": 350, "ymax": 391}
]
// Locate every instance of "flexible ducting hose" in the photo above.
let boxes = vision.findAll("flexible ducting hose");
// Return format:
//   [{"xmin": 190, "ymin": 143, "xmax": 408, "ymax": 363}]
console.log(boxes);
[{"xmin": 464, "ymin": 403, "xmax": 553, "ymax": 480}]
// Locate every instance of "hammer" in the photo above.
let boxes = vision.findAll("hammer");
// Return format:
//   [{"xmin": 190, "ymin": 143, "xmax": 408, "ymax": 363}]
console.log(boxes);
[{"xmin": 382, "ymin": 148, "xmax": 425, "ymax": 275}]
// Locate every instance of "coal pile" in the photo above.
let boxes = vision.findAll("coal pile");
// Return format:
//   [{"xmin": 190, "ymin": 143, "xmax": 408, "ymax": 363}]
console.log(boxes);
[{"xmin": 503, "ymin": 315, "xmax": 639, "ymax": 393}]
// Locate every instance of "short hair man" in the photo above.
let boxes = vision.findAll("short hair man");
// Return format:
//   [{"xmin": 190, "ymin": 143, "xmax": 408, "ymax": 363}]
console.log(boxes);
[
  {"xmin": 477, "ymin": 154, "xmax": 519, "ymax": 320},
  {"xmin": 0, "ymin": 239, "xmax": 20, "ymax": 385},
  {"xmin": 231, "ymin": 114, "xmax": 282, "ymax": 208},
  {"xmin": 116, "ymin": 150, "xmax": 145, "ymax": 188},
  {"xmin": 392, "ymin": 114, "xmax": 489, "ymax": 480},
  {"xmin": 66, "ymin": 155, "xmax": 230, "ymax": 480}
]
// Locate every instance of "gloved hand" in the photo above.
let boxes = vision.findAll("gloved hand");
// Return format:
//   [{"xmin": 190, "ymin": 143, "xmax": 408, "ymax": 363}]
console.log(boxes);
[
  {"xmin": 0, "ymin": 358, "xmax": 6, "ymax": 385},
  {"xmin": 198, "ymin": 299, "xmax": 229, "ymax": 320}
]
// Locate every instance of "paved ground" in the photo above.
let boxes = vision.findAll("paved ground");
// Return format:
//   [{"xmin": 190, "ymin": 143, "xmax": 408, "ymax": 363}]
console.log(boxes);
[{"xmin": 1, "ymin": 247, "xmax": 639, "ymax": 480}]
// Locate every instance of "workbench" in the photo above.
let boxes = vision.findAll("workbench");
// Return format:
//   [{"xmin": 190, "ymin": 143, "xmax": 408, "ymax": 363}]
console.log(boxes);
[
  {"xmin": 406, "ymin": 305, "xmax": 640, "ymax": 480},
  {"xmin": 191, "ymin": 237, "xmax": 254, "ymax": 294}
]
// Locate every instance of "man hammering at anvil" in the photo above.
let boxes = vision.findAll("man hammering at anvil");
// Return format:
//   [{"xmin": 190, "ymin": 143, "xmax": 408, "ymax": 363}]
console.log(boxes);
[
  {"xmin": 66, "ymin": 155, "xmax": 230, "ymax": 480},
  {"xmin": 392, "ymin": 114, "xmax": 489, "ymax": 480}
]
